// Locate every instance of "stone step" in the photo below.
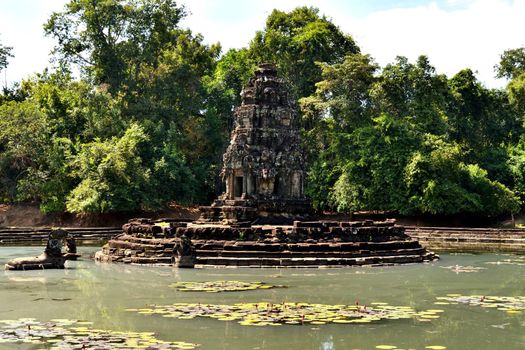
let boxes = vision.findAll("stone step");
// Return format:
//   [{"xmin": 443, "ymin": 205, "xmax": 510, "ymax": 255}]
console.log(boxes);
[
  {"xmin": 192, "ymin": 240, "xmax": 421, "ymax": 252},
  {"xmin": 195, "ymin": 247, "xmax": 425, "ymax": 259},
  {"xmin": 195, "ymin": 254, "xmax": 428, "ymax": 267},
  {"xmin": 107, "ymin": 239, "xmax": 162, "ymax": 250},
  {"xmin": 130, "ymin": 256, "xmax": 173, "ymax": 264}
]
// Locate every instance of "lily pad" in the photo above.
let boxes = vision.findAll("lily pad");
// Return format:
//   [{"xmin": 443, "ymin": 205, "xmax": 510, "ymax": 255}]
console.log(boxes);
[
  {"xmin": 130, "ymin": 301, "xmax": 441, "ymax": 327},
  {"xmin": 169, "ymin": 281, "xmax": 286, "ymax": 293},
  {"xmin": 437, "ymin": 294, "xmax": 525, "ymax": 315},
  {"xmin": 0, "ymin": 318, "xmax": 199, "ymax": 349}
]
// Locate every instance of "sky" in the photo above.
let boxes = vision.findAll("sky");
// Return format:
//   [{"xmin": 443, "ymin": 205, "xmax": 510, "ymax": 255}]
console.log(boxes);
[{"xmin": 0, "ymin": 0, "xmax": 524, "ymax": 88}]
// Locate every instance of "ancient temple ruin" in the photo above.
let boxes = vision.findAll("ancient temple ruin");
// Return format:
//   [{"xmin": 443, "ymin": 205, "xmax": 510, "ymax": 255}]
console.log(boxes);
[
  {"xmin": 200, "ymin": 63, "xmax": 310, "ymax": 223},
  {"xmin": 95, "ymin": 63, "xmax": 438, "ymax": 268}
]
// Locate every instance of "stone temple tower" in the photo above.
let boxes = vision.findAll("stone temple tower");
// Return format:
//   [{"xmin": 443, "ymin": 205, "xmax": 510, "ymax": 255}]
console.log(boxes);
[{"xmin": 199, "ymin": 63, "xmax": 310, "ymax": 223}]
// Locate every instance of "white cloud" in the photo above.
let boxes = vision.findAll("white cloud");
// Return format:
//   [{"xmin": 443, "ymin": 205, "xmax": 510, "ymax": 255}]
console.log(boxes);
[
  {"xmin": 0, "ymin": 0, "xmax": 67, "ymax": 86},
  {"xmin": 1, "ymin": 0, "xmax": 524, "ymax": 88},
  {"xmin": 179, "ymin": 0, "xmax": 344, "ymax": 53},
  {"xmin": 181, "ymin": 0, "xmax": 525, "ymax": 88},
  {"xmin": 346, "ymin": 0, "xmax": 525, "ymax": 88}
]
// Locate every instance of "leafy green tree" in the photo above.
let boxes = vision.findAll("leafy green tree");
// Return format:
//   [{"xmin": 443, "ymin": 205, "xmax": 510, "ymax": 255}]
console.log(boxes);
[
  {"xmin": 66, "ymin": 123, "xmax": 151, "ymax": 212},
  {"xmin": 301, "ymin": 53, "xmax": 378, "ymax": 131},
  {"xmin": 300, "ymin": 53, "xmax": 378, "ymax": 209},
  {"xmin": 447, "ymin": 69, "xmax": 520, "ymax": 185},
  {"xmin": 370, "ymin": 56, "xmax": 450, "ymax": 135},
  {"xmin": 204, "ymin": 48, "xmax": 256, "ymax": 132},
  {"xmin": 249, "ymin": 6, "xmax": 360, "ymax": 100},
  {"xmin": 329, "ymin": 114, "xmax": 421, "ymax": 213},
  {"xmin": 303, "ymin": 53, "xmax": 520, "ymax": 216},
  {"xmin": 0, "ymin": 39, "xmax": 13, "ymax": 73},
  {"xmin": 0, "ymin": 100, "xmax": 49, "ymax": 202},
  {"xmin": 66, "ymin": 122, "xmax": 196, "ymax": 213},
  {"xmin": 507, "ymin": 72, "xmax": 525, "ymax": 113},
  {"xmin": 44, "ymin": 0, "xmax": 186, "ymax": 92},
  {"xmin": 449, "ymin": 69, "xmax": 507, "ymax": 147},
  {"xmin": 496, "ymin": 48, "xmax": 525, "ymax": 114},
  {"xmin": 404, "ymin": 135, "xmax": 518, "ymax": 215},
  {"xmin": 496, "ymin": 48, "xmax": 525, "ymax": 80},
  {"xmin": 45, "ymin": 0, "xmax": 224, "ymax": 206}
]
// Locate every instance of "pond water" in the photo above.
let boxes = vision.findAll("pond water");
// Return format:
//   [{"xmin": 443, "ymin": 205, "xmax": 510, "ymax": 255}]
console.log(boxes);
[{"xmin": 1, "ymin": 246, "xmax": 525, "ymax": 349}]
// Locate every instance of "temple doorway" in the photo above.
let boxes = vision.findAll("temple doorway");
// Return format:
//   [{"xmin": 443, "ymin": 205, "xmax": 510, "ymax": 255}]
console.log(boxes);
[{"xmin": 234, "ymin": 176, "xmax": 244, "ymax": 198}]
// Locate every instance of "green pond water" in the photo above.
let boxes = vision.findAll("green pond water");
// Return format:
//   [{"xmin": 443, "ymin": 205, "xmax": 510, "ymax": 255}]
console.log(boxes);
[{"xmin": 1, "ymin": 246, "xmax": 525, "ymax": 349}]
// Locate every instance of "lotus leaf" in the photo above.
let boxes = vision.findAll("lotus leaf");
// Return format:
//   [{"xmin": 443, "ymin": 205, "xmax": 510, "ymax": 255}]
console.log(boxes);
[
  {"xmin": 130, "ymin": 301, "xmax": 442, "ymax": 327},
  {"xmin": 169, "ymin": 281, "xmax": 285, "ymax": 292},
  {"xmin": 0, "ymin": 319, "xmax": 199, "ymax": 349}
]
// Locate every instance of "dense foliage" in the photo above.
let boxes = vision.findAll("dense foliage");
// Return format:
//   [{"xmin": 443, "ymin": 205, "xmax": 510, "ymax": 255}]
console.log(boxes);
[{"xmin": 1, "ymin": 2, "xmax": 524, "ymax": 217}]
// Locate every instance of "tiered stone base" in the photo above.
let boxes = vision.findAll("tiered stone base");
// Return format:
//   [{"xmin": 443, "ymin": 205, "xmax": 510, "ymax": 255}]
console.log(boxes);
[
  {"xmin": 198, "ymin": 198, "xmax": 311, "ymax": 224},
  {"xmin": 193, "ymin": 240, "xmax": 433, "ymax": 267},
  {"xmin": 95, "ymin": 219, "xmax": 437, "ymax": 267}
]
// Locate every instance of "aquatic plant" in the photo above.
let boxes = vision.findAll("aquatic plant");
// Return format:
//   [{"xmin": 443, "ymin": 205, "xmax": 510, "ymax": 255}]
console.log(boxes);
[
  {"xmin": 169, "ymin": 281, "xmax": 285, "ymax": 292},
  {"xmin": 0, "ymin": 318, "xmax": 199, "ymax": 349},
  {"xmin": 128, "ymin": 301, "xmax": 443, "ymax": 326},
  {"xmin": 436, "ymin": 294, "xmax": 525, "ymax": 314}
]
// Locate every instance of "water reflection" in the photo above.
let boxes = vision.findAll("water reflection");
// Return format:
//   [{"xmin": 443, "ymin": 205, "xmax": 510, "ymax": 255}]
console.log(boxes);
[{"xmin": 320, "ymin": 335, "xmax": 334, "ymax": 350}]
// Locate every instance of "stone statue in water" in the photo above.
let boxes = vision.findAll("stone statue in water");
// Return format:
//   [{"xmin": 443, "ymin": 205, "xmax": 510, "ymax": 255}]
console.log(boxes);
[{"xmin": 5, "ymin": 229, "xmax": 80, "ymax": 270}]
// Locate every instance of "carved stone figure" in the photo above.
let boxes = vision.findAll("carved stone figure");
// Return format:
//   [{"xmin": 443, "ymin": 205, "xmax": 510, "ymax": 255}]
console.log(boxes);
[
  {"xmin": 174, "ymin": 235, "xmax": 196, "ymax": 268},
  {"xmin": 5, "ymin": 230, "xmax": 80, "ymax": 270}
]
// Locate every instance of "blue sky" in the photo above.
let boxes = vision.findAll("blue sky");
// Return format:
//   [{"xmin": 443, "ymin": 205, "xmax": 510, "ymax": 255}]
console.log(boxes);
[{"xmin": 0, "ymin": 0, "xmax": 523, "ymax": 88}]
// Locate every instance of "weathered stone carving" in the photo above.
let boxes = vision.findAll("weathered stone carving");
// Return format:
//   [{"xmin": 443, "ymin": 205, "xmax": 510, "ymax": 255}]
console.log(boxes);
[
  {"xmin": 174, "ymin": 234, "xmax": 196, "ymax": 268},
  {"xmin": 5, "ymin": 230, "xmax": 80, "ymax": 270},
  {"xmin": 96, "ymin": 219, "xmax": 438, "ymax": 267},
  {"xmin": 200, "ymin": 63, "xmax": 310, "ymax": 223}
]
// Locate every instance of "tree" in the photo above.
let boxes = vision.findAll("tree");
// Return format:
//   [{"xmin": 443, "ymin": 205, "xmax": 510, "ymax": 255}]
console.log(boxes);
[
  {"xmin": 404, "ymin": 135, "xmax": 519, "ymax": 215},
  {"xmin": 300, "ymin": 53, "xmax": 378, "ymax": 209},
  {"xmin": 370, "ymin": 56, "xmax": 450, "ymax": 135},
  {"xmin": 45, "ymin": 0, "xmax": 224, "ymax": 206},
  {"xmin": 447, "ymin": 69, "xmax": 520, "ymax": 186},
  {"xmin": 66, "ymin": 123, "xmax": 151, "ymax": 212},
  {"xmin": 44, "ymin": 0, "xmax": 186, "ymax": 92},
  {"xmin": 0, "ymin": 100, "xmax": 49, "ymax": 202},
  {"xmin": 302, "ymin": 53, "xmax": 520, "ymax": 216},
  {"xmin": 329, "ymin": 114, "xmax": 421, "ymax": 213},
  {"xmin": 301, "ymin": 53, "xmax": 378, "ymax": 132},
  {"xmin": 205, "ymin": 48, "xmax": 256, "ymax": 132},
  {"xmin": 496, "ymin": 48, "xmax": 525, "ymax": 80},
  {"xmin": 249, "ymin": 7, "xmax": 360, "ymax": 100},
  {"xmin": 0, "ymin": 38, "xmax": 13, "ymax": 73}
]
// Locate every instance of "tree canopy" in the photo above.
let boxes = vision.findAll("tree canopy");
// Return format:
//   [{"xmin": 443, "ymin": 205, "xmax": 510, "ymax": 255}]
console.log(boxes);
[{"xmin": 1, "ymin": 2, "xmax": 524, "ymax": 219}]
